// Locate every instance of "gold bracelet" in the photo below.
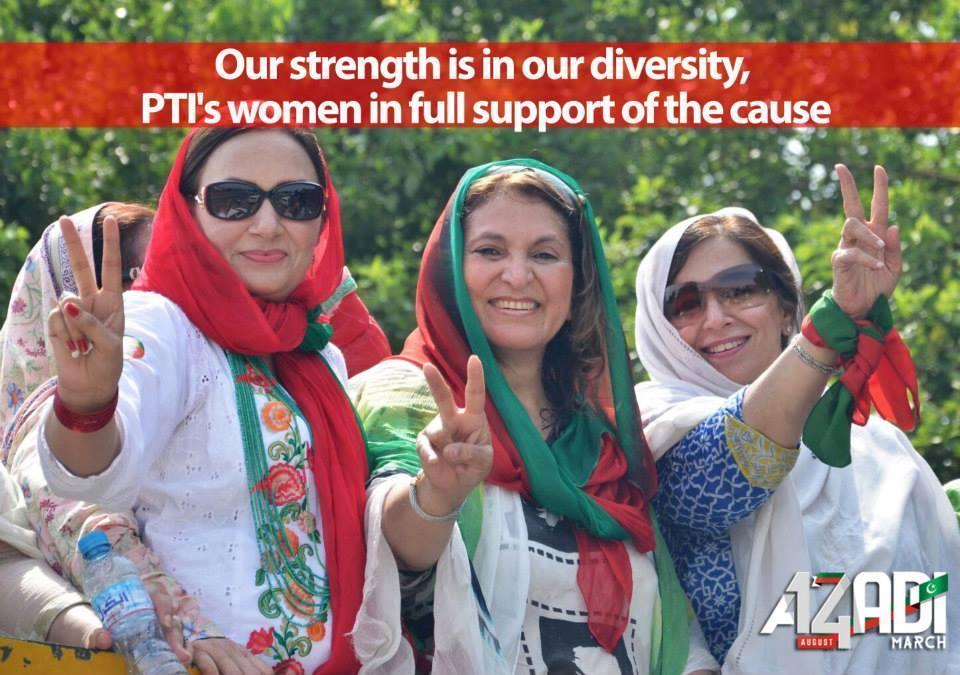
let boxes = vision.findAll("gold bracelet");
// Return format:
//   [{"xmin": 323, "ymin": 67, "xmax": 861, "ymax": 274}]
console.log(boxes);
[{"xmin": 408, "ymin": 470, "xmax": 463, "ymax": 522}]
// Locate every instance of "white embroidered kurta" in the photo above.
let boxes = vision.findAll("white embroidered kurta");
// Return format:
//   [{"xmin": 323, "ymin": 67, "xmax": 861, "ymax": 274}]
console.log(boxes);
[{"xmin": 40, "ymin": 291, "xmax": 347, "ymax": 670}]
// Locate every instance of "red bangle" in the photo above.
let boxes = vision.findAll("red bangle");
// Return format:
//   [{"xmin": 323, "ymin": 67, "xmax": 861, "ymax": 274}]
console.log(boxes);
[{"xmin": 53, "ymin": 389, "xmax": 118, "ymax": 433}]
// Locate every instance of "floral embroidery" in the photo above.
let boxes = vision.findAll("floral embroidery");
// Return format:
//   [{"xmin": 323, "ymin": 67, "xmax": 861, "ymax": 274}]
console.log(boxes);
[
  {"xmin": 10, "ymin": 297, "xmax": 26, "ymax": 314},
  {"xmin": 232, "ymin": 355, "xmax": 330, "ymax": 670},
  {"xmin": 284, "ymin": 581, "xmax": 316, "ymax": 619},
  {"xmin": 262, "ymin": 401, "xmax": 292, "ymax": 432},
  {"xmin": 306, "ymin": 621, "xmax": 325, "ymax": 642},
  {"xmin": 296, "ymin": 511, "xmax": 315, "ymax": 533},
  {"xmin": 281, "ymin": 528, "xmax": 300, "ymax": 557},
  {"xmin": 245, "ymin": 620, "xmax": 318, "ymax": 671},
  {"xmin": 5, "ymin": 382, "xmax": 24, "ymax": 410},
  {"xmin": 274, "ymin": 658, "xmax": 305, "ymax": 675},
  {"xmin": 236, "ymin": 362, "xmax": 277, "ymax": 393},
  {"xmin": 16, "ymin": 337, "xmax": 45, "ymax": 359},
  {"xmin": 38, "ymin": 496, "xmax": 57, "ymax": 524},
  {"xmin": 247, "ymin": 627, "xmax": 274, "ymax": 654},
  {"xmin": 262, "ymin": 463, "xmax": 307, "ymax": 506}
]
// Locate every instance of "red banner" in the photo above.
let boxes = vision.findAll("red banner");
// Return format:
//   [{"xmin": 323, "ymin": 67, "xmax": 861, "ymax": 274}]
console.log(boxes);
[
  {"xmin": 796, "ymin": 634, "xmax": 839, "ymax": 650},
  {"xmin": 1, "ymin": 42, "xmax": 957, "ymax": 128}
]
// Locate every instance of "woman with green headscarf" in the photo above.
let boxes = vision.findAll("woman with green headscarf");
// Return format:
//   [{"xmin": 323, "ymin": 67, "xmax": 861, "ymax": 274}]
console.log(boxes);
[{"xmin": 350, "ymin": 160, "xmax": 716, "ymax": 674}]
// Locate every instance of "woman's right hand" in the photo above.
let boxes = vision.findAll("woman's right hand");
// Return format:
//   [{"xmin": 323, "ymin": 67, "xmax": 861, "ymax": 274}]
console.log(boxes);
[
  {"xmin": 416, "ymin": 355, "xmax": 494, "ymax": 515},
  {"xmin": 189, "ymin": 638, "xmax": 273, "ymax": 675},
  {"xmin": 831, "ymin": 165, "xmax": 903, "ymax": 320},
  {"xmin": 146, "ymin": 581, "xmax": 192, "ymax": 665},
  {"xmin": 46, "ymin": 214, "xmax": 124, "ymax": 411}
]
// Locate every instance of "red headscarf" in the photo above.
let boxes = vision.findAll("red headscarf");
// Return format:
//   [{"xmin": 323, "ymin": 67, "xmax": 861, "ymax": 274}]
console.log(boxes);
[
  {"xmin": 328, "ymin": 288, "xmax": 392, "ymax": 376},
  {"xmin": 135, "ymin": 129, "xmax": 366, "ymax": 674}
]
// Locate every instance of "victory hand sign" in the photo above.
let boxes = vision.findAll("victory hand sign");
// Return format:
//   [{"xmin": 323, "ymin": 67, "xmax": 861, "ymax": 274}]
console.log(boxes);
[
  {"xmin": 832, "ymin": 165, "xmax": 903, "ymax": 319},
  {"xmin": 44, "ymin": 215, "xmax": 124, "ymax": 475},
  {"xmin": 416, "ymin": 355, "xmax": 493, "ymax": 515}
]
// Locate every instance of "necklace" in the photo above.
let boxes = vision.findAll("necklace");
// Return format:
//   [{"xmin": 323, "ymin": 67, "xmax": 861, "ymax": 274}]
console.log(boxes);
[{"xmin": 226, "ymin": 351, "xmax": 330, "ymax": 627}]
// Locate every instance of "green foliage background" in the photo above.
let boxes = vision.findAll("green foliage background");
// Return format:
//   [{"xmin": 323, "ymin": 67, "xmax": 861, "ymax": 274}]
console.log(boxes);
[{"xmin": 1, "ymin": 1, "xmax": 957, "ymax": 479}]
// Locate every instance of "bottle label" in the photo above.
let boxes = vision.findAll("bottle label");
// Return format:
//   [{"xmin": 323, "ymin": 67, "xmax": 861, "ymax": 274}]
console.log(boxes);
[{"xmin": 92, "ymin": 579, "xmax": 155, "ymax": 631}]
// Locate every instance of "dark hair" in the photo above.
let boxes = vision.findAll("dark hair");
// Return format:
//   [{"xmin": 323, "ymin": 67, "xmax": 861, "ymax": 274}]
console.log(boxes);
[
  {"xmin": 91, "ymin": 203, "xmax": 155, "ymax": 288},
  {"xmin": 666, "ymin": 213, "xmax": 801, "ymax": 347},
  {"xmin": 462, "ymin": 169, "xmax": 606, "ymax": 438},
  {"xmin": 178, "ymin": 128, "xmax": 327, "ymax": 197}
]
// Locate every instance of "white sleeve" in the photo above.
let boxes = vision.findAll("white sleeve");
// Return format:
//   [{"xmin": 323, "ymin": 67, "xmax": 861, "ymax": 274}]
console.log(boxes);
[
  {"xmin": 39, "ymin": 292, "xmax": 205, "ymax": 512},
  {"xmin": 684, "ymin": 612, "xmax": 720, "ymax": 674},
  {"xmin": 320, "ymin": 342, "xmax": 348, "ymax": 387}
]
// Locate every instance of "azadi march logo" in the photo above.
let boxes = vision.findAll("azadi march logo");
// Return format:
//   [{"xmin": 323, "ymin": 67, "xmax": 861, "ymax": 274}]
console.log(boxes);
[{"xmin": 761, "ymin": 571, "xmax": 948, "ymax": 650}]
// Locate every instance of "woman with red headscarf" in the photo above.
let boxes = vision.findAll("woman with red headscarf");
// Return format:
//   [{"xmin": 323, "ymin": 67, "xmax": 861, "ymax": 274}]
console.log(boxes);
[
  {"xmin": 350, "ymin": 160, "xmax": 717, "ymax": 674},
  {"xmin": 38, "ymin": 128, "xmax": 369, "ymax": 674}
]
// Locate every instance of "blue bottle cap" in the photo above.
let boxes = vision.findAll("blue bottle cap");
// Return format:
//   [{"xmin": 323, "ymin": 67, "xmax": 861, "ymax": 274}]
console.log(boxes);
[{"xmin": 78, "ymin": 530, "xmax": 112, "ymax": 560}]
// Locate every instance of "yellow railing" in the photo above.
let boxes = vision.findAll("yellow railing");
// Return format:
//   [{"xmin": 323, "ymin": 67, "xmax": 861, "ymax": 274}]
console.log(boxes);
[{"xmin": 0, "ymin": 636, "xmax": 201, "ymax": 674}]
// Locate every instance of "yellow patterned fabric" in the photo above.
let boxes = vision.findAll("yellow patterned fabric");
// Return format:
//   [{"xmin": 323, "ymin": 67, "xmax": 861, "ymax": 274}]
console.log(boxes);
[{"xmin": 725, "ymin": 416, "xmax": 799, "ymax": 489}]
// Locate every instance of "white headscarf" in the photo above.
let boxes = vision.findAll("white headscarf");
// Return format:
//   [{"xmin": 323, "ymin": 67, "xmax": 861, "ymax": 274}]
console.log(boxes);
[
  {"xmin": 633, "ymin": 208, "xmax": 960, "ymax": 674},
  {"xmin": 634, "ymin": 207, "xmax": 802, "ymax": 455},
  {"xmin": 0, "ymin": 204, "xmax": 104, "ymax": 438},
  {"xmin": 0, "ymin": 206, "xmax": 104, "ymax": 558}
]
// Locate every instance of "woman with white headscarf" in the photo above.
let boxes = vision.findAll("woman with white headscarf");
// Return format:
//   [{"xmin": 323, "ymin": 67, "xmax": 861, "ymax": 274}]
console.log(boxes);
[
  {"xmin": 0, "ymin": 203, "xmax": 154, "ymax": 649},
  {"xmin": 632, "ymin": 166, "xmax": 959, "ymax": 674}
]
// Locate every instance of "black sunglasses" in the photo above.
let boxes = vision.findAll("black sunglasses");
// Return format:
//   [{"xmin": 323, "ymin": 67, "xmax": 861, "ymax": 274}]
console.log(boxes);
[
  {"xmin": 664, "ymin": 263, "xmax": 779, "ymax": 324},
  {"xmin": 194, "ymin": 180, "xmax": 325, "ymax": 221}
]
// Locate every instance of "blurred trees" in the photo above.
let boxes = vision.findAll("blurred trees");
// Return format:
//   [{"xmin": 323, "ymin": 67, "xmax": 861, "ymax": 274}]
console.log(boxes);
[{"xmin": 0, "ymin": 0, "xmax": 956, "ymax": 478}]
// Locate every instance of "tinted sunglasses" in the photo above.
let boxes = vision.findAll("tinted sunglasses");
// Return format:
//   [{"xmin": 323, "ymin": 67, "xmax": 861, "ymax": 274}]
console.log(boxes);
[
  {"xmin": 664, "ymin": 263, "xmax": 779, "ymax": 324},
  {"xmin": 194, "ymin": 179, "xmax": 325, "ymax": 221}
]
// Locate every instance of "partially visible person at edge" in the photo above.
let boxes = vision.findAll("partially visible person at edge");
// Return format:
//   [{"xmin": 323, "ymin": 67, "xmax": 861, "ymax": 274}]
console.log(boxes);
[
  {"xmin": 33, "ymin": 128, "xmax": 389, "ymax": 674},
  {"xmin": 632, "ymin": 166, "xmax": 960, "ymax": 674},
  {"xmin": 0, "ymin": 203, "xmax": 152, "ymax": 651},
  {"xmin": 349, "ymin": 159, "xmax": 719, "ymax": 674}
]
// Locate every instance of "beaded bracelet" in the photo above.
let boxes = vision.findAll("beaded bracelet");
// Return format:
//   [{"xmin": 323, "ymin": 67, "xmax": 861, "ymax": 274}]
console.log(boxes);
[
  {"xmin": 408, "ymin": 470, "xmax": 463, "ymax": 523},
  {"xmin": 53, "ymin": 388, "xmax": 118, "ymax": 433}
]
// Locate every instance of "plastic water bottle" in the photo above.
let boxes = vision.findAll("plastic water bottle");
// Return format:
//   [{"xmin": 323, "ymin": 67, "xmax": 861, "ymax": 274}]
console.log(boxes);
[{"xmin": 79, "ymin": 531, "xmax": 187, "ymax": 675}]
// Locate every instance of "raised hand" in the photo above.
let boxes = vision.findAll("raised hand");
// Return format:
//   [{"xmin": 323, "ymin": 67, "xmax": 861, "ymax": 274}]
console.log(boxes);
[
  {"xmin": 416, "ymin": 355, "xmax": 493, "ymax": 514},
  {"xmin": 831, "ymin": 164, "xmax": 903, "ymax": 319},
  {"xmin": 46, "ymin": 215, "xmax": 125, "ymax": 411}
]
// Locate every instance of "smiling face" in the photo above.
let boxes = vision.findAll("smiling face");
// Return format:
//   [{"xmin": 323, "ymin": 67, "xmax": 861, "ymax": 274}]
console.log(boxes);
[
  {"xmin": 191, "ymin": 130, "xmax": 323, "ymax": 302},
  {"xmin": 670, "ymin": 236, "xmax": 792, "ymax": 384},
  {"xmin": 463, "ymin": 190, "xmax": 575, "ymax": 366}
]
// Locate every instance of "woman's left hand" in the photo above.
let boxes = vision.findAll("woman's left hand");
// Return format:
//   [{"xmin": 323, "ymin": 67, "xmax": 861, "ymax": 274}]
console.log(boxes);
[
  {"xmin": 831, "ymin": 164, "xmax": 902, "ymax": 319},
  {"xmin": 189, "ymin": 638, "xmax": 273, "ymax": 675}
]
